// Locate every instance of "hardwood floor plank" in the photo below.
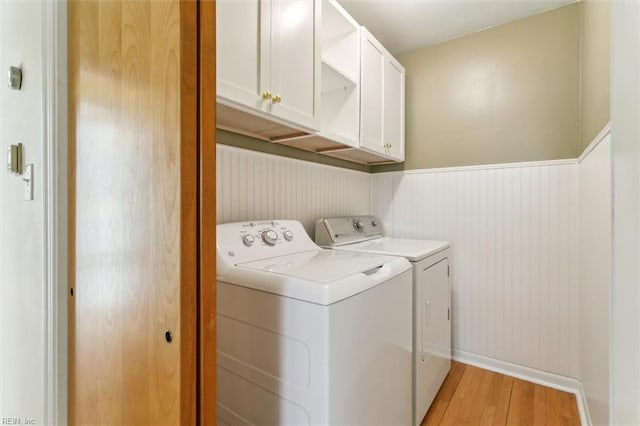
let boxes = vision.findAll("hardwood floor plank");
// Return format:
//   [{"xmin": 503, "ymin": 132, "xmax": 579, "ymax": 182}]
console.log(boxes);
[
  {"xmin": 559, "ymin": 389, "xmax": 581, "ymax": 425},
  {"xmin": 467, "ymin": 369, "xmax": 497, "ymax": 423},
  {"xmin": 440, "ymin": 364, "xmax": 485, "ymax": 425},
  {"xmin": 421, "ymin": 361, "xmax": 467, "ymax": 426},
  {"xmin": 422, "ymin": 362, "xmax": 580, "ymax": 426},
  {"xmin": 533, "ymin": 383, "xmax": 547, "ymax": 425},
  {"xmin": 544, "ymin": 386, "xmax": 559, "ymax": 425},
  {"xmin": 506, "ymin": 379, "xmax": 535, "ymax": 426},
  {"xmin": 438, "ymin": 361, "xmax": 467, "ymax": 403},
  {"xmin": 478, "ymin": 371, "xmax": 513, "ymax": 426},
  {"xmin": 423, "ymin": 400, "xmax": 450, "ymax": 426}
]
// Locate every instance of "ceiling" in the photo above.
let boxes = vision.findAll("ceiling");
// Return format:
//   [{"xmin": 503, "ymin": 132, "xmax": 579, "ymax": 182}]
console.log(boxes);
[{"xmin": 338, "ymin": 0, "xmax": 577, "ymax": 54}]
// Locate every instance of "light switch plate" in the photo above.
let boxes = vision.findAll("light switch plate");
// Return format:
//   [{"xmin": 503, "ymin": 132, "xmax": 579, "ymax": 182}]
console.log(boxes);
[
  {"xmin": 6, "ymin": 143, "xmax": 23, "ymax": 175},
  {"xmin": 8, "ymin": 66, "xmax": 22, "ymax": 90}
]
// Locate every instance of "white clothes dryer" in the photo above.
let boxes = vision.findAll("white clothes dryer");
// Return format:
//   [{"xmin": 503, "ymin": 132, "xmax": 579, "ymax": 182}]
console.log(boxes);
[
  {"xmin": 316, "ymin": 216, "xmax": 451, "ymax": 426},
  {"xmin": 216, "ymin": 220, "xmax": 413, "ymax": 425}
]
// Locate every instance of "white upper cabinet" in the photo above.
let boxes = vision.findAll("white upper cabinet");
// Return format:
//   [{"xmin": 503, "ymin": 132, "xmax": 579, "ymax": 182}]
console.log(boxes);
[
  {"xmin": 360, "ymin": 29, "xmax": 384, "ymax": 153},
  {"xmin": 217, "ymin": 0, "xmax": 263, "ymax": 110},
  {"xmin": 217, "ymin": 0, "xmax": 321, "ymax": 132},
  {"xmin": 384, "ymin": 56, "xmax": 405, "ymax": 161},
  {"xmin": 216, "ymin": 1, "xmax": 404, "ymax": 165},
  {"xmin": 360, "ymin": 27, "xmax": 405, "ymax": 162}
]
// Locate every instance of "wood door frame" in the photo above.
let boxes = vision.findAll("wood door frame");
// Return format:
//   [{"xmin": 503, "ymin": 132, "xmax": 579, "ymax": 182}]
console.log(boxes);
[
  {"xmin": 180, "ymin": 0, "xmax": 218, "ymax": 422},
  {"xmin": 199, "ymin": 0, "xmax": 217, "ymax": 423},
  {"xmin": 180, "ymin": 0, "xmax": 199, "ymax": 424}
]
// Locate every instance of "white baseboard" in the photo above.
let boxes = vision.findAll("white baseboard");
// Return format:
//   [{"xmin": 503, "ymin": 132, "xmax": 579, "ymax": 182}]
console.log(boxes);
[
  {"xmin": 453, "ymin": 349, "xmax": 591, "ymax": 426},
  {"xmin": 575, "ymin": 381, "xmax": 592, "ymax": 426}
]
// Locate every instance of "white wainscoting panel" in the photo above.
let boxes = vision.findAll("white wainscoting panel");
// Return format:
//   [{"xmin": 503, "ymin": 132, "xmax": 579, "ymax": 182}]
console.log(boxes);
[
  {"xmin": 217, "ymin": 145, "xmax": 371, "ymax": 237},
  {"xmin": 578, "ymin": 132, "xmax": 611, "ymax": 426},
  {"xmin": 372, "ymin": 161, "xmax": 580, "ymax": 378}
]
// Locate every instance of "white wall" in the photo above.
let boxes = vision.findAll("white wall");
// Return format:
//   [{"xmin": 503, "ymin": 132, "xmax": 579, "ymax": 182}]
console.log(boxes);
[
  {"xmin": 578, "ymin": 132, "xmax": 612, "ymax": 426},
  {"xmin": 611, "ymin": 1, "xmax": 640, "ymax": 424},
  {"xmin": 0, "ymin": 1, "xmax": 45, "ymax": 424},
  {"xmin": 216, "ymin": 144, "xmax": 371, "ymax": 237},
  {"xmin": 372, "ymin": 161, "xmax": 580, "ymax": 378}
]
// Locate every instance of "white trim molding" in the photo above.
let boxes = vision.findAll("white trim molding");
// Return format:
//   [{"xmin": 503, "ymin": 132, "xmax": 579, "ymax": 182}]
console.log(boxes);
[
  {"xmin": 42, "ymin": 1, "xmax": 68, "ymax": 424},
  {"xmin": 578, "ymin": 122, "xmax": 611, "ymax": 164},
  {"xmin": 389, "ymin": 158, "xmax": 577, "ymax": 176},
  {"xmin": 453, "ymin": 349, "xmax": 591, "ymax": 425}
]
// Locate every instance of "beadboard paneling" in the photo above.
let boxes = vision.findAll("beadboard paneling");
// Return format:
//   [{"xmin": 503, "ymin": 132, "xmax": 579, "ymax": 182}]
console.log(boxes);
[
  {"xmin": 578, "ymin": 133, "xmax": 611, "ymax": 425},
  {"xmin": 216, "ymin": 144, "xmax": 371, "ymax": 237},
  {"xmin": 372, "ymin": 161, "xmax": 580, "ymax": 378}
]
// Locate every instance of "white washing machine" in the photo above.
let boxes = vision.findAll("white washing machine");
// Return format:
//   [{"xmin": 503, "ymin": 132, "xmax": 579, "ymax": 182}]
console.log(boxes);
[
  {"xmin": 315, "ymin": 216, "xmax": 451, "ymax": 426},
  {"xmin": 216, "ymin": 220, "xmax": 413, "ymax": 425}
]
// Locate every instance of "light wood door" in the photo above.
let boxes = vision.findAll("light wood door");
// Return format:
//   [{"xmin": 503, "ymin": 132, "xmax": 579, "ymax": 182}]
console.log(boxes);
[
  {"xmin": 360, "ymin": 27, "xmax": 385, "ymax": 155},
  {"xmin": 384, "ymin": 56, "xmax": 405, "ymax": 161},
  {"xmin": 68, "ymin": 0, "xmax": 202, "ymax": 424}
]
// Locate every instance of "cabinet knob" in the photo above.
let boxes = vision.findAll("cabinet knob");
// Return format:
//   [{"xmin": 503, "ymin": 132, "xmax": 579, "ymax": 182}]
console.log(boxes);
[
  {"xmin": 262, "ymin": 91, "xmax": 272, "ymax": 100},
  {"xmin": 272, "ymin": 95, "xmax": 282, "ymax": 104}
]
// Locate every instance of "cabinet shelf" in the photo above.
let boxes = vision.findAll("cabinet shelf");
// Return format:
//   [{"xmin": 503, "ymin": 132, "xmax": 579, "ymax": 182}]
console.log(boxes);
[
  {"xmin": 321, "ymin": 60, "xmax": 357, "ymax": 95},
  {"xmin": 322, "ymin": 0, "xmax": 359, "ymax": 44}
]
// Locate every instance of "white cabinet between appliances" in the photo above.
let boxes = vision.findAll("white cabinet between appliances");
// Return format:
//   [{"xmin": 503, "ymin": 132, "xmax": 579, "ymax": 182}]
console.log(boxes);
[
  {"xmin": 361, "ymin": 27, "xmax": 405, "ymax": 162},
  {"xmin": 217, "ymin": 0, "xmax": 321, "ymax": 132}
]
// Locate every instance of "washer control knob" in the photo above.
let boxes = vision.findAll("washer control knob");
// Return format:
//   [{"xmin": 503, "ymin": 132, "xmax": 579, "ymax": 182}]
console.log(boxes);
[
  {"xmin": 353, "ymin": 219, "xmax": 364, "ymax": 231},
  {"xmin": 261, "ymin": 229, "xmax": 278, "ymax": 246},
  {"xmin": 283, "ymin": 230, "xmax": 294, "ymax": 241},
  {"xmin": 242, "ymin": 234, "xmax": 255, "ymax": 246},
  {"xmin": 371, "ymin": 220, "xmax": 378, "ymax": 227}
]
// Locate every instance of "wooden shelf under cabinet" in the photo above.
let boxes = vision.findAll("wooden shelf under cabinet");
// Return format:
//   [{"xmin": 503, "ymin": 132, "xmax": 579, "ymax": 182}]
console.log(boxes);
[
  {"xmin": 216, "ymin": 103, "xmax": 309, "ymax": 142},
  {"xmin": 217, "ymin": 103, "xmax": 396, "ymax": 165},
  {"xmin": 322, "ymin": 147, "xmax": 396, "ymax": 165},
  {"xmin": 276, "ymin": 134, "xmax": 351, "ymax": 153}
]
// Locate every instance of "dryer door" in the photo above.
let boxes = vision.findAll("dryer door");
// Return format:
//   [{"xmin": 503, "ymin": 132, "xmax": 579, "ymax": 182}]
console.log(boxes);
[{"xmin": 415, "ymin": 257, "xmax": 451, "ymax": 424}]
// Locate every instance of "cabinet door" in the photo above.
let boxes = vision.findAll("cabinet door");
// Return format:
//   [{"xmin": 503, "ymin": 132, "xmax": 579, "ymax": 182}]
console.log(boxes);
[
  {"xmin": 416, "ymin": 258, "xmax": 451, "ymax": 422},
  {"xmin": 217, "ymin": 0, "xmax": 270, "ymax": 111},
  {"xmin": 360, "ymin": 28, "xmax": 385, "ymax": 154},
  {"xmin": 269, "ymin": 0, "xmax": 320, "ymax": 130},
  {"xmin": 384, "ymin": 57, "xmax": 405, "ymax": 161}
]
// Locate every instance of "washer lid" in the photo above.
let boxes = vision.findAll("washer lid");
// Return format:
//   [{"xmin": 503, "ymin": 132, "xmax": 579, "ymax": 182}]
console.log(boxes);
[
  {"xmin": 333, "ymin": 237, "xmax": 450, "ymax": 262},
  {"xmin": 220, "ymin": 249, "xmax": 411, "ymax": 305},
  {"xmin": 238, "ymin": 249, "xmax": 395, "ymax": 282}
]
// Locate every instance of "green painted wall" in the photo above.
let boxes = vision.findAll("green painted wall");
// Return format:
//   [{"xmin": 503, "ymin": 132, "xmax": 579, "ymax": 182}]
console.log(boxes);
[
  {"xmin": 579, "ymin": 0, "xmax": 611, "ymax": 152},
  {"xmin": 373, "ymin": 4, "xmax": 582, "ymax": 172}
]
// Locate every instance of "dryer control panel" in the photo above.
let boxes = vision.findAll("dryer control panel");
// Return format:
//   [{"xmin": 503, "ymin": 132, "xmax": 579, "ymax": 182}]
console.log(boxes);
[{"xmin": 315, "ymin": 216, "xmax": 384, "ymax": 247}]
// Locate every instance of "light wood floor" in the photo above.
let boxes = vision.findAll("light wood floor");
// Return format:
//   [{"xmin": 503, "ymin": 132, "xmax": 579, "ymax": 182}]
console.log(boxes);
[{"xmin": 422, "ymin": 362, "xmax": 581, "ymax": 426}]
